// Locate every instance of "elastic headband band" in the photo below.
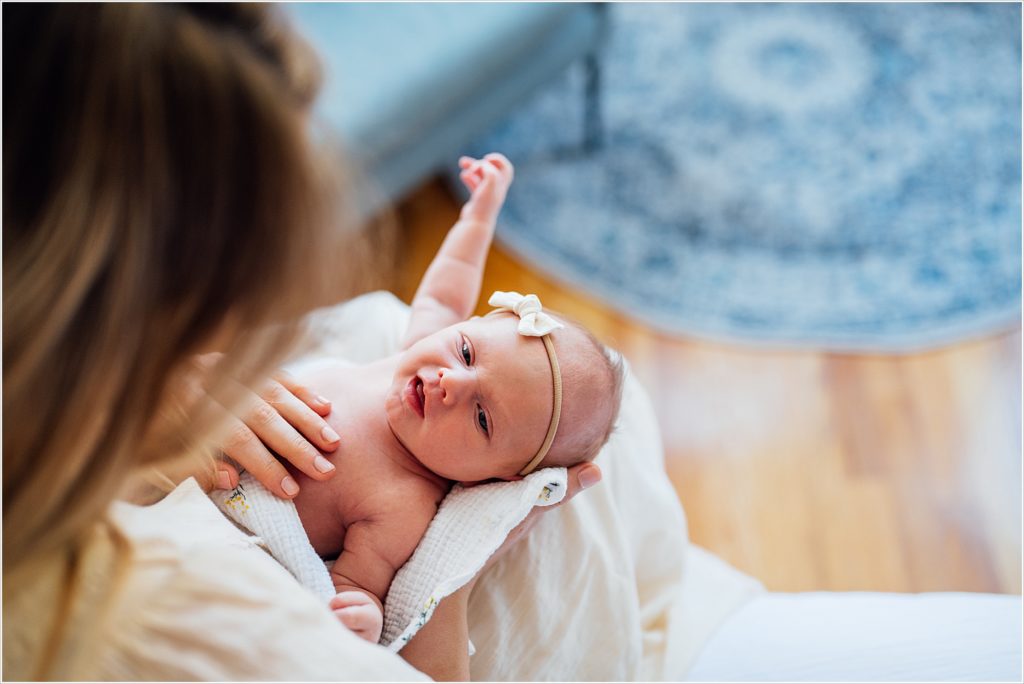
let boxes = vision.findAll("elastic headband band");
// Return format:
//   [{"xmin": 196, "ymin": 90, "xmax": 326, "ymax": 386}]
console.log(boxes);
[
  {"xmin": 518, "ymin": 334, "xmax": 562, "ymax": 475},
  {"xmin": 485, "ymin": 291, "xmax": 564, "ymax": 476}
]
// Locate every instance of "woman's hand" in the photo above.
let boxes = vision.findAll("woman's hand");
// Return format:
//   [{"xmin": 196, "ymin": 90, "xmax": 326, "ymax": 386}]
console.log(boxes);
[
  {"xmin": 399, "ymin": 462, "xmax": 602, "ymax": 681},
  {"xmin": 194, "ymin": 353, "xmax": 340, "ymax": 499},
  {"xmin": 475, "ymin": 462, "xmax": 602, "ymax": 581}
]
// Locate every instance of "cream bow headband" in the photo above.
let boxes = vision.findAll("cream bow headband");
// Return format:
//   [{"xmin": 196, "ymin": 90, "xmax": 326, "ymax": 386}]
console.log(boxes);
[{"xmin": 487, "ymin": 291, "xmax": 564, "ymax": 476}]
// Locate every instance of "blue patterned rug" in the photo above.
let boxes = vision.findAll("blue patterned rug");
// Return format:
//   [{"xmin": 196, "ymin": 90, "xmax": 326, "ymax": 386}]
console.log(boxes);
[{"xmin": 468, "ymin": 3, "xmax": 1021, "ymax": 352}]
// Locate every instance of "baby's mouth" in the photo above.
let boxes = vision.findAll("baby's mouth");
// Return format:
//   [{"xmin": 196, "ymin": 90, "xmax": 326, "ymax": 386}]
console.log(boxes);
[{"xmin": 405, "ymin": 376, "xmax": 425, "ymax": 418}]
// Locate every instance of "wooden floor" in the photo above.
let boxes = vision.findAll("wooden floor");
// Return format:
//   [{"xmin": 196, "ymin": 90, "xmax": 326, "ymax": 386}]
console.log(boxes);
[{"xmin": 394, "ymin": 178, "xmax": 1022, "ymax": 595}]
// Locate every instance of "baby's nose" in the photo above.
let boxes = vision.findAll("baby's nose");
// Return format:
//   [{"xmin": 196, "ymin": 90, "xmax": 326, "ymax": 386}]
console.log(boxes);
[{"xmin": 437, "ymin": 367, "xmax": 470, "ymax": 404}]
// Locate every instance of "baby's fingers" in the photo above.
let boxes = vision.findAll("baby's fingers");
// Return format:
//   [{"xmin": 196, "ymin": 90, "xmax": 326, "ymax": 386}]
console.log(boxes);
[
  {"xmin": 483, "ymin": 152, "xmax": 514, "ymax": 182},
  {"xmin": 471, "ymin": 160, "xmax": 500, "ymax": 192},
  {"xmin": 458, "ymin": 156, "xmax": 482, "ymax": 188},
  {"xmin": 216, "ymin": 412, "xmax": 297, "ymax": 498},
  {"xmin": 330, "ymin": 591, "xmax": 373, "ymax": 609},
  {"xmin": 331, "ymin": 596, "xmax": 383, "ymax": 642},
  {"xmin": 458, "ymin": 156, "xmax": 499, "ymax": 193},
  {"xmin": 460, "ymin": 167, "xmax": 482, "ymax": 192},
  {"xmin": 334, "ymin": 604, "xmax": 379, "ymax": 631}
]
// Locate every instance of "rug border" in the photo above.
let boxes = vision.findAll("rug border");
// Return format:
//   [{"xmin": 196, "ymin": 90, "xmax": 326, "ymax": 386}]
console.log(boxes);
[{"xmin": 494, "ymin": 231, "xmax": 1023, "ymax": 355}]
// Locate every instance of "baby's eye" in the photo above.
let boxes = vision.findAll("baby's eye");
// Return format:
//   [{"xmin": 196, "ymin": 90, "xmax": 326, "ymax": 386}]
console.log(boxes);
[
  {"xmin": 461, "ymin": 340, "xmax": 472, "ymax": 366},
  {"xmin": 477, "ymin": 405, "xmax": 489, "ymax": 436}
]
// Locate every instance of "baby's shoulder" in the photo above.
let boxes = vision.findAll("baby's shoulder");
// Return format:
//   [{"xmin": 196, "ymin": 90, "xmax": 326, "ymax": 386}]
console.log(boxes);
[
  {"xmin": 376, "ymin": 477, "xmax": 442, "ymax": 530},
  {"xmin": 377, "ymin": 476, "xmax": 443, "ymax": 522},
  {"xmin": 355, "ymin": 480, "xmax": 440, "ymax": 565}
]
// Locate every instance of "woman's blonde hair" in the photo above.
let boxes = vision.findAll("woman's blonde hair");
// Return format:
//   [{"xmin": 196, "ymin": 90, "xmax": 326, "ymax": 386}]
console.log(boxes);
[{"xmin": 3, "ymin": 1, "xmax": 368, "ymax": 608}]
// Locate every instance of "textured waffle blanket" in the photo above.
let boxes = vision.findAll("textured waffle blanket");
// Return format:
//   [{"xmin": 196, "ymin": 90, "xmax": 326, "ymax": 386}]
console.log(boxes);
[{"xmin": 212, "ymin": 467, "xmax": 567, "ymax": 651}]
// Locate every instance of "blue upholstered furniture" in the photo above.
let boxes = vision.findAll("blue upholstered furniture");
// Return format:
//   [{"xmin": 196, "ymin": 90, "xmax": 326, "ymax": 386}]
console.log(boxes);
[{"xmin": 285, "ymin": 2, "xmax": 606, "ymax": 213}]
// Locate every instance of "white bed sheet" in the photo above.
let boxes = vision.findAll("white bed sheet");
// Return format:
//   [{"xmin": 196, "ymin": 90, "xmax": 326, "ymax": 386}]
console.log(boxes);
[{"xmin": 687, "ymin": 591, "xmax": 1023, "ymax": 682}]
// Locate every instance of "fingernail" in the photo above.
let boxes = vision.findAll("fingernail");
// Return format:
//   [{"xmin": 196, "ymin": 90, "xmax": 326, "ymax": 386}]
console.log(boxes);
[
  {"xmin": 216, "ymin": 470, "xmax": 232, "ymax": 490},
  {"xmin": 282, "ymin": 476, "xmax": 300, "ymax": 496},
  {"xmin": 321, "ymin": 425, "xmax": 340, "ymax": 443},
  {"xmin": 316, "ymin": 395, "xmax": 331, "ymax": 407},
  {"xmin": 314, "ymin": 455, "xmax": 335, "ymax": 473},
  {"xmin": 579, "ymin": 468, "xmax": 601, "ymax": 490}
]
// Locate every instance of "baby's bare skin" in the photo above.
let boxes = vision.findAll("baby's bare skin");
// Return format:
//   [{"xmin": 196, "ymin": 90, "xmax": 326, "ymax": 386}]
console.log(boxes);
[
  {"xmin": 285, "ymin": 355, "xmax": 447, "ymax": 643},
  {"xmin": 286, "ymin": 356, "xmax": 447, "ymax": 563}
]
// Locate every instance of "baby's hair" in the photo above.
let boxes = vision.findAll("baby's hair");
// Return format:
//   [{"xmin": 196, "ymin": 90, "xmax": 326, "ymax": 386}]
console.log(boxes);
[{"xmin": 541, "ymin": 315, "xmax": 626, "ymax": 469}]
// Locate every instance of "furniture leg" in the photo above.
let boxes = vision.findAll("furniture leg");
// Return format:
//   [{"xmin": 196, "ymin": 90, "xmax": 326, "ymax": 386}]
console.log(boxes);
[{"xmin": 583, "ymin": 52, "xmax": 603, "ymax": 152}]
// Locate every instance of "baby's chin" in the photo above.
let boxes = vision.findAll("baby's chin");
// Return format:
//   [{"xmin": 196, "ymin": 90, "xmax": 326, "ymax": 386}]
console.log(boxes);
[
  {"xmin": 381, "ymin": 390, "xmax": 433, "ymax": 468},
  {"xmin": 382, "ymin": 384, "xmax": 412, "ymax": 444}
]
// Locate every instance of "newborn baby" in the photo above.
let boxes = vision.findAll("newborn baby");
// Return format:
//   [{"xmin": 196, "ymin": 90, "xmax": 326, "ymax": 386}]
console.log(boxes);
[{"xmin": 282, "ymin": 154, "xmax": 624, "ymax": 643}]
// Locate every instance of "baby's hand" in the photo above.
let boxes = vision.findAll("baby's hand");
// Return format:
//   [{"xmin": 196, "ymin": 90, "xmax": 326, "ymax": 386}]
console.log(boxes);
[
  {"xmin": 458, "ymin": 153, "xmax": 514, "ymax": 224},
  {"xmin": 329, "ymin": 590, "xmax": 383, "ymax": 643}
]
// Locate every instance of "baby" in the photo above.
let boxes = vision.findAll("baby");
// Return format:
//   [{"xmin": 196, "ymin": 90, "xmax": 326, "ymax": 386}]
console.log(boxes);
[{"xmin": 281, "ymin": 154, "xmax": 624, "ymax": 643}]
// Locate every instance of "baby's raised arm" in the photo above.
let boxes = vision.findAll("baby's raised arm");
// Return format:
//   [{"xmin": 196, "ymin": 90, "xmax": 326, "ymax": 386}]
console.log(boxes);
[{"xmin": 400, "ymin": 154, "xmax": 514, "ymax": 349}]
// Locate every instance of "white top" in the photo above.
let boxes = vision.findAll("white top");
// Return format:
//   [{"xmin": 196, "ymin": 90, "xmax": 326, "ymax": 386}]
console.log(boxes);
[
  {"xmin": 4, "ymin": 476, "xmax": 428, "ymax": 680},
  {"xmin": 102, "ymin": 478, "xmax": 429, "ymax": 680}
]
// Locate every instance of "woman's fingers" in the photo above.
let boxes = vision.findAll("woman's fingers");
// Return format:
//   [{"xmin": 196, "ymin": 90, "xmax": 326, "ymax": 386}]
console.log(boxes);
[
  {"xmin": 215, "ymin": 462, "xmax": 240, "ymax": 491},
  {"xmin": 260, "ymin": 376, "xmax": 340, "ymax": 453},
  {"xmin": 274, "ymin": 370, "xmax": 332, "ymax": 417},
  {"xmin": 219, "ymin": 412, "xmax": 300, "ymax": 498},
  {"xmin": 239, "ymin": 383, "xmax": 337, "ymax": 482},
  {"xmin": 512, "ymin": 464, "xmax": 600, "ymax": 538},
  {"xmin": 482, "ymin": 462, "xmax": 603, "ymax": 571},
  {"xmin": 562, "ymin": 463, "xmax": 602, "ymax": 505},
  {"xmin": 497, "ymin": 463, "xmax": 599, "ymax": 544},
  {"xmin": 192, "ymin": 353, "xmax": 338, "ymax": 499}
]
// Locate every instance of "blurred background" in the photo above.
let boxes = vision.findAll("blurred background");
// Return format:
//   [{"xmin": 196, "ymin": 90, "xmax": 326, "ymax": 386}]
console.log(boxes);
[{"xmin": 288, "ymin": 2, "xmax": 1021, "ymax": 594}]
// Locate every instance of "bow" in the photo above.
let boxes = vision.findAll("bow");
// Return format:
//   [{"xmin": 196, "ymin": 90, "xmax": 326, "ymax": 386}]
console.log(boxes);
[{"xmin": 487, "ymin": 291, "xmax": 564, "ymax": 337}]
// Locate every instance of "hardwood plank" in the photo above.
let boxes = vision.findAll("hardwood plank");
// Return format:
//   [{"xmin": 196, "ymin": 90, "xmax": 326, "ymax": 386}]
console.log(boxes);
[{"xmin": 394, "ymin": 178, "xmax": 1022, "ymax": 595}]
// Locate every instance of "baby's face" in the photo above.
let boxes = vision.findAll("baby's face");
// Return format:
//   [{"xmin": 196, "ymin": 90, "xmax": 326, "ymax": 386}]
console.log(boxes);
[{"xmin": 385, "ymin": 314, "xmax": 554, "ymax": 483}]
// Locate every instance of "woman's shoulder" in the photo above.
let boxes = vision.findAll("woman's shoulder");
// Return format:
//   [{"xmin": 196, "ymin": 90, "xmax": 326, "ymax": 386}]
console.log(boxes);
[{"xmin": 102, "ymin": 479, "xmax": 427, "ymax": 680}]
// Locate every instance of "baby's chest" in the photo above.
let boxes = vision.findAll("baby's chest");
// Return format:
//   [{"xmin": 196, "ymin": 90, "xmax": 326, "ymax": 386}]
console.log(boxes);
[
  {"xmin": 307, "ymin": 457, "xmax": 435, "ymax": 539},
  {"xmin": 334, "ymin": 471, "xmax": 438, "ymax": 534}
]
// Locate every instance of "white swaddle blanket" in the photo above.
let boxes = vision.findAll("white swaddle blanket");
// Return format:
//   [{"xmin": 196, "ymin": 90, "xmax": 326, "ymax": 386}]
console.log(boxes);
[{"xmin": 212, "ymin": 466, "xmax": 568, "ymax": 651}]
